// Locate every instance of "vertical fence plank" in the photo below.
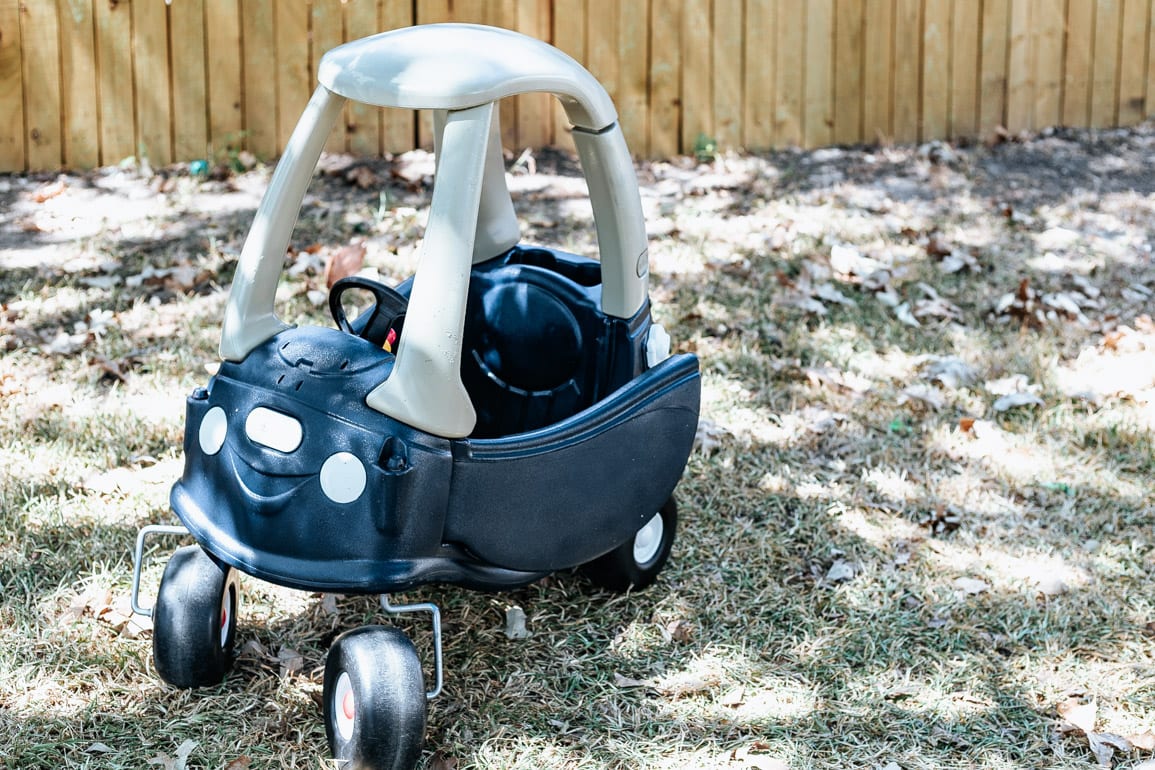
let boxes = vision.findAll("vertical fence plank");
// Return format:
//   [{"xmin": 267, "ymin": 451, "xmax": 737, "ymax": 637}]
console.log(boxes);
[
  {"xmin": 1063, "ymin": 0, "xmax": 1093, "ymax": 126},
  {"xmin": 618, "ymin": 0, "xmax": 650, "ymax": 153},
  {"xmin": 515, "ymin": 0, "xmax": 553, "ymax": 149},
  {"xmin": 133, "ymin": 0, "xmax": 172, "ymax": 165},
  {"xmin": 922, "ymin": 0, "xmax": 950, "ymax": 141},
  {"xmin": 313, "ymin": 0, "xmax": 347, "ymax": 153},
  {"xmin": 0, "ymin": 0, "xmax": 23, "ymax": 171},
  {"xmin": 682, "ymin": 0, "xmax": 712, "ymax": 151},
  {"xmin": 588, "ymin": 0, "xmax": 621, "ymax": 106},
  {"xmin": 1090, "ymin": 0, "xmax": 1122, "ymax": 126},
  {"xmin": 59, "ymin": 0, "xmax": 99, "ymax": 169},
  {"xmin": 950, "ymin": 0, "xmax": 980, "ymax": 138},
  {"xmin": 922, "ymin": 0, "xmax": 952, "ymax": 142},
  {"xmin": 553, "ymin": 0, "xmax": 586, "ymax": 152},
  {"xmin": 95, "ymin": 0, "xmax": 133, "ymax": 165},
  {"xmin": 1005, "ymin": 0, "xmax": 1033, "ymax": 132},
  {"xmin": 1032, "ymin": 0, "xmax": 1064, "ymax": 129},
  {"xmin": 863, "ymin": 0, "xmax": 893, "ymax": 143},
  {"xmin": 345, "ymin": 0, "xmax": 383, "ymax": 157},
  {"xmin": 1118, "ymin": 0, "xmax": 1150, "ymax": 124},
  {"xmin": 833, "ymin": 0, "xmax": 862, "ymax": 144},
  {"xmin": 489, "ymin": 0, "xmax": 520, "ymax": 148},
  {"xmin": 171, "ymin": 0, "xmax": 209, "ymax": 163},
  {"xmin": 803, "ymin": 0, "xmax": 833, "ymax": 147},
  {"xmin": 206, "ymin": 0, "xmax": 243, "ymax": 162},
  {"xmin": 979, "ymin": 0, "xmax": 1009, "ymax": 133},
  {"xmin": 713, "ymin": 0, "xmax": 743, "ymax": 148},
  {"xmin": 23, "ymin": 1, "xmax": 63, "ymax": 169},
  {"xmin": 380, "ymin": 0, "xmax": 414, "ymax": 153},
  {"xmin": 774, "ymin": 0, "xmax": 803, "ymax": 145},
  {"xmin": 276, "ymin": 2, "xmax": 310, "ymax": 153},
  {"xmin": 1149, "ymin": 0, "xmax": 1155, "ymax": 118},
  {"xmin": 742, "ymin": 0, "xmax": 774, "ymax": 149},
  {"xmin": 242, "ymin": 0, "xmax": 277, "ymax": 159},
  {"xmin": 414, "ymin": 0, "xmax": 450, "ymax": 148},
  {"xmin": 893, "ymin": 0, "xmax": 921, "ymax": 143}
]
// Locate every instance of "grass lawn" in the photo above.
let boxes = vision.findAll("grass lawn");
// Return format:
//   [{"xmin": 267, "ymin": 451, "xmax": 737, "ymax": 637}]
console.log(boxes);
[{"xmin": 1, "ymin": 124, "xmax": 1153, "ymax": 769}]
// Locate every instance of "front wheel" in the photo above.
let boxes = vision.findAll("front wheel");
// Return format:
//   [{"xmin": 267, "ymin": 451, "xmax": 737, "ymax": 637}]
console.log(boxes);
[
  {"xmin": 152, "ymin": 545, "xmax": 239, "ymax": 688},
  {"xmin": 580, "ymin": 497, "xmax": 678, "ymax": 592},
  {"xmin": 323, "ymin": 625, "xmax": 427, "ymax": 770}
]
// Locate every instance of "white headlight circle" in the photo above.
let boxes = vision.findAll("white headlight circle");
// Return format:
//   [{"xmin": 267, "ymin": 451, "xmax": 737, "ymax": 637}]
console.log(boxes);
[
  {"xmin": 320, "ymin": 452, "xmax": 367, "ymax": 504},
  {"xmin": 198, "ymin": 406, "xmax": 228, "ymax": 456}
]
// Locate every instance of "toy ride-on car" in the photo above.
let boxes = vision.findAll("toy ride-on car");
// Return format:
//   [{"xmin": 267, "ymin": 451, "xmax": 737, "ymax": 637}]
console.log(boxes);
[{"xmin": 129, "ymin": 23, "xmax": 701, "ymax": 770}]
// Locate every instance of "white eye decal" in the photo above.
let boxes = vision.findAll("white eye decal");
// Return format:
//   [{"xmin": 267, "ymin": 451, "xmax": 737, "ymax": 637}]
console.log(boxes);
[
  {"xmin": 245, "ymin": 407, "xmax": 304, "ymax": 453},
  {"xmin": 320, "ymin": 452, "xmax": 367, "ymax": 504},
  {"xmin": 198, "ymin": 407, "xmax": 228, "ymax": 456}
]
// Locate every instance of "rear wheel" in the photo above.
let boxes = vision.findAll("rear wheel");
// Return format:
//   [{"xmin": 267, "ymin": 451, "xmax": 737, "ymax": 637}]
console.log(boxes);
[
  {"xmin": 153, "ymin": 545, "xmax": 239, "ymax": 688},
  {"xmin": 323, "ymin": 625, "xmax": 427, "ymax": 770},
  {"xmin": 580, "ymin": 497, "xmax": 677, "ymax": 592}
]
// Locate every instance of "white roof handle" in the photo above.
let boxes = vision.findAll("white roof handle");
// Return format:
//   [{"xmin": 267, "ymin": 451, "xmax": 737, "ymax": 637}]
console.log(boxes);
[
  {"xmin": 318, "ymin": 23, "xmax": 617, "ymax": 130},
  {"xmin": 319, "ymin": 23, "xmax": 650, "ymax": 319}
]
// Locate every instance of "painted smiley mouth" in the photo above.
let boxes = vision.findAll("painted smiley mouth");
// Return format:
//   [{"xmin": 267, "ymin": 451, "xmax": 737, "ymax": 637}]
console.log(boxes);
[{"xmin": 226, "ymin": 449, "xmax": 314, "ymax": 504}]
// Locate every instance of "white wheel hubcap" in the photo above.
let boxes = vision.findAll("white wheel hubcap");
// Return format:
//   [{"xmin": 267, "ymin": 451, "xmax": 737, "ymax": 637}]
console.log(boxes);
[
  {"xmin": 219, "ymin": 584, "xmax": 234, "ymax": 649},
  {"xmin": 633, "ymin": 512, "xmax": 665, "ymax": 565},
  {"xmin": 334, "ymin": 672, "xmax": 356, "ymax": 742}
]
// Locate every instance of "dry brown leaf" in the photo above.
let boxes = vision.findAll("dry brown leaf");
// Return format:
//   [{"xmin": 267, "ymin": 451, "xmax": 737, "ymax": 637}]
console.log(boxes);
[
  {"xmin": 666, "ymin": 619, "xmax": 695, "ymax": 644},
  {"xmin": 277, "ymin": 646, "xmax": 304, "ymax": 678},
  {"xmin": 324, "ymin": 242, "xmax": 367, "ymax": 288},
  {"xmin": 613, "ymin": 672, "xmax": 648, "ymax": 689},
  {"xmin": 720, "ymin": 686, "xmax": 746, "ymax": 707},
  {"xmin": 502, "ymin": 606, "xmax": 531, "ymax": 640},
  {"xmin": 147, "ymin": 740, "xmax": 198, "ymax": 770},
  {"xmin": 693, "ymin": 419, "xmax": 730, "ymax": 454},
  {"xmin": 427, "ymin": 753, "xmax": 459, "ymax": 770},
  {"xmin": 1058, "ymin": 697, "xmax": 1098, "ymax": 734},
  {"xmin": 992, "ymin": 391, "xmax": 1044, "ymax": 412},
  {"xmin": 346, "ymin": 165, "xmax": 380, "ymax": 189},
  {"xmin": 953, "ymin": 577, "xmax": 989, "ymax": 595},
  {"xmin": 220, "ymin": 758, "xmax": 252, "ymax": 770},
  {"xmin": 32, "ymin": 178, "xmax": 67, "ymax": 203},
  {"xmin": 320, "ymin": 593, "xmax": 340, "ymax": 616}
]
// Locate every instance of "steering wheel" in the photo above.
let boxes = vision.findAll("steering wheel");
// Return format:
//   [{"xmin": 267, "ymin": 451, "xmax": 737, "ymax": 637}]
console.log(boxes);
[{"xmin": 328, "ymin": 276, "xmax": 408, "ymax": 350}]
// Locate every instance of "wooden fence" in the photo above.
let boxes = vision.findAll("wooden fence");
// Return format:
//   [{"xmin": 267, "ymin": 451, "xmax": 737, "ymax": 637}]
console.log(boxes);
[{"xmin": 2, "ymin": 0, "xmax": 1154, "ymax": 172}]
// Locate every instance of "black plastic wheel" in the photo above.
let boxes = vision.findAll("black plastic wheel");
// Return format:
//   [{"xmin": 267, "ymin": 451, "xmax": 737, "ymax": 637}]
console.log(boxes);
[
  {"xmin": 153, "ymin": 544, "xmax": 239, "ymax": 688},
  {"xmin": 580, "ymin": 497, "xmax": 678, "ymax": 592},
  {"xmin": 323, "ymin": 625, "xmax": 427, "ymax": 770}
]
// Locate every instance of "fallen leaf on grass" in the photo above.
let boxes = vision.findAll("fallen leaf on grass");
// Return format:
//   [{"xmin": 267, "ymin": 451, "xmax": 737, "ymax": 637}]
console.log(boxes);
[
  {"xmin": 953, "ymin": 577, "xmax": 989, "ymax": 595},
  {"xmin": 694, "ymin": 418, "xmax": 730, "ymax": 454},
  {"xmin": 220, "ymin": 758, "xmax": 251, "ymax": 770},
  {"xmin": 86, "ymin": 743, "xmax": 116, "ymax": 754},
  {"xmin": 319, "ymin": 593, "xmax": 340, "ymax": 616},
  {"xmin": 894, "ymin": 302, "xmax": 921, "ymax": 327},
  {"xmin": 323, "ymin": 242, "xmax": 367, "ymax": 288},
  {"xmin": 32, "ymin": 178, "xmax": 68, "ymax": 203},
  {"xmin": 921, "ymin": 355, "xmax": 978, "ymax": 389},
  {"xmin": 824, "ymin": 559, "xmax": 856, "ymax": 583},
  {"xmin": 720, "ymin": 686, "xmax": 746, "ymax": 707},
  {"xmin": 992, "ymin": 391, "xmax": 1044, "ymax": 412},
  {"xmin": 1055, "ymin": 697, "xmax": 1155, "ymax": 767},
  {"xmin": 148, "ymin": 740, "xmax": 198, "ymax": 770},
  {"xmin": 43, "ymin": 330, "xmax": 90, "ymax": 355},
  {"xmin": 665, "ymin": 619, "xmax": 694, "ymax": 643},
  {"xmin": 427, "ymin": 753, "xmax": 459, "ymax": 770},
  {"xmin": 899, "ymin": 384, "xmax": 946, "ymax": 411},
  {"xmin": 502, "ymin": 606, "xmax": 531, "ymax": 640},
  {"xmin": 731, "ymin": 744, "xmax": 789, "ymax": 770},
  {"xmin": 613, "ymin": 672, "xmax": 649, "ymax": 689},
  {"xmin": 277, "ymin": 646, "xmax": 305, "ymax": 678},
  {"xmin": 813, "ymin": 282, "xmax": 856, "ymax": 306}
]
